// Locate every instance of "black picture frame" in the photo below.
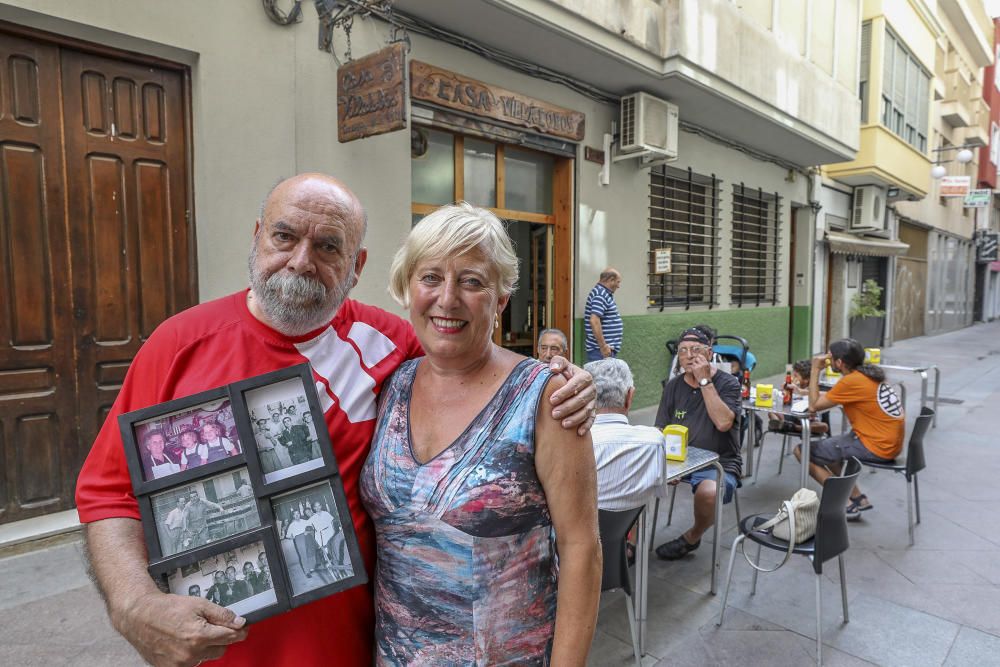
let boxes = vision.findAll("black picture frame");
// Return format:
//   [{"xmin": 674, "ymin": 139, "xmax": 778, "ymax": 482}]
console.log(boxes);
[
  {"xmin": 121, "ymin": 363, "xmax": 368, "ymax": 625},
  {"xmin": 148, "ymin": 527, "xmax": 289, "ymax": 625},
  {"xmin": 229, "ymin": 364, "xmax": 339, "ymax": 495},
  {"xmin": 268, "ymin": 477, "xmax": 368, "ymax": 608},
  {"xmin": 119, "ymin": 385, "xmax": 246, "ymax": 496}
]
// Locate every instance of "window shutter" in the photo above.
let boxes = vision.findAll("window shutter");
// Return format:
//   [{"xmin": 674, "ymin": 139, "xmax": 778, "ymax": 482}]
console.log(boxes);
[
  {"xmin": 917, "ymin": 72, "xmax": 929, "ymax": 137},
  {"xmin": 894, "ymin": 43, "xmax": 907, "ymax": 109},
  {"xmin": 905, "ymin": 57, "xmax": 919, "ymax": 129},
  {"xmin": 860, "ymin": 22, "xmax": 871, "ymax": 83},
  {"xmin": 883, "ymin": 31, "xmax": 895, "ymax": 96}
]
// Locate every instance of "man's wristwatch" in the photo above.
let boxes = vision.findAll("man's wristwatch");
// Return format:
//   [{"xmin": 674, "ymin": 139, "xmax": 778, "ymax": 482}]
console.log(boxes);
[{"xmin": 698, "ymin": 377, "xmax": 711, "ymax": 388}]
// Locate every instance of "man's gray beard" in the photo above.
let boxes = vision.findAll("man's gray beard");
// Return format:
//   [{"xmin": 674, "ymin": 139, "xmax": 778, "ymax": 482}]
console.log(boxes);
[{"xmin": 248, "ymin": 245, "xmax": 353, "ymax": 336}]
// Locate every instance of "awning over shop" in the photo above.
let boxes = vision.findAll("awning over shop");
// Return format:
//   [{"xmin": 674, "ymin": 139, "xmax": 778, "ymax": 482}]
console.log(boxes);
[{"xmin": 825, "ymin": 230, "xmax": 910, "ymax": 257}]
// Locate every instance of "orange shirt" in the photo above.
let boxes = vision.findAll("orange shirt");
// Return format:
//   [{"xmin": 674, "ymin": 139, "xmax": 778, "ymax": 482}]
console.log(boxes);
[{"xmin": 826, "ymin": 370, "xmax": 905, "ymax": 459}]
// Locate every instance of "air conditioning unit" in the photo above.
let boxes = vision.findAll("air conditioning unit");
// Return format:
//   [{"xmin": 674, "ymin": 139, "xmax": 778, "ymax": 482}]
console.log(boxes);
[
  {"xmin": 849, "ymin": 185, "xmax": 887, "ymax": 233},
  {"xmin": 617, "ymin": 92, "xmax": 679, "ymax": 162}
]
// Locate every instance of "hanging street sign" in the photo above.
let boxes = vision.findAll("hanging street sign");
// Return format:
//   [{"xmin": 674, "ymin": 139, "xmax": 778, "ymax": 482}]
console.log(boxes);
[
  {"xmin": 976, "ymin": 231, "xmax": 999, "ymax": 262},
  {"xmin": 963, "ymin": 188, "xmax": 992, "ymax": 208},
  {"xmin": 337, "ymin": 43, "xmax": 407, "ymax": 143},
  {"xmin": 939, "ymin": 175, "xmax": 971, "ymax": 197}
]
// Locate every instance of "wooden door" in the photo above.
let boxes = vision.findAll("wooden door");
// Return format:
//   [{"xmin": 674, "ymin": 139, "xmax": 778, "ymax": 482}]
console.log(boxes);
[
  {"xmin": 0, "ymin": 29, "xmax": 194, "ymax": 524},
  {"xmin": 0, "ymin": 33, "xmax": 77, "ymax": 523},
  {"xmin": 60, "ymin": 49, "xmax": 194, "ymax": 476},
  {"xmin": 893, "ymin": 257, "xmax": 926, "ymax": 341}
]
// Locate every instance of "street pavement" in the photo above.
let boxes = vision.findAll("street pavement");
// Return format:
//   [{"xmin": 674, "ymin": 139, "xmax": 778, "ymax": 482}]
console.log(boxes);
[{"xmin": 1, "ymin": 321, "xmax": 998, "ymax": 666}]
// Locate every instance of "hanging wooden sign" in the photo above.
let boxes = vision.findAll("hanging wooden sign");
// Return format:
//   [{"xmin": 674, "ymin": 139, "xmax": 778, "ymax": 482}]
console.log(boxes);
[
  {"xmin": 410, "ymin": 60, "xmax": 585, "ymax": 141},
  {"xmin": 337, "ymin": 43, "xmax": 407, "ymax": 143}
]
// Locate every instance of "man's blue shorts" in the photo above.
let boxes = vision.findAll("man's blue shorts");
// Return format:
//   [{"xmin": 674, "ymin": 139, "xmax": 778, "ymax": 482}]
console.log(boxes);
[{"xmin": 683, "ymin": 468, "xmax": 737, "ymax": 504}]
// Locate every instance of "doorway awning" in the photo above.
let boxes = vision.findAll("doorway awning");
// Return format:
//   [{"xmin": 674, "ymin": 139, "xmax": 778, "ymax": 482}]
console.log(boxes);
[{"xmin": 825, "ymin": 231, "xmax": 910, "ymax": 257}]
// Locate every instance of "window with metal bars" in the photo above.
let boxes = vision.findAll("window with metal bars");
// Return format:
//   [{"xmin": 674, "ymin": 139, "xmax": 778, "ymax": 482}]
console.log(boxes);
[
  {"xmin": 647, "ymin": 166, "xmax": 720, "ymax": 309},
  {"xmin": 730, "ymin": 184, "xmax": 781, "ymax": 306}
]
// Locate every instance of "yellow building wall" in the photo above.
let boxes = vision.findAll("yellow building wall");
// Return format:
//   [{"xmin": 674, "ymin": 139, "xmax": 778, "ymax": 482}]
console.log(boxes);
[
  {"xmin": 825, "ymin": 126, "xmax": 932, "ymax": 196},
  {"xmin": 824, "ymin": 0, "xmax": 937, "ymax": 195}
]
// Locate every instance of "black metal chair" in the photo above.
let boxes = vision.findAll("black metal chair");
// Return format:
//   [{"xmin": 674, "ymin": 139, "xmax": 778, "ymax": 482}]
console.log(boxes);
[
  {"xmin": 718, "ymin": 458, "xmax": 862, "ymax": 666},
  {"xmin": 598, "ymin": 507, "xmax": 645, "ymax": 667},
  {"xmin": 858, "ymin": 406, "xmax": 932, "ymax": 545}
]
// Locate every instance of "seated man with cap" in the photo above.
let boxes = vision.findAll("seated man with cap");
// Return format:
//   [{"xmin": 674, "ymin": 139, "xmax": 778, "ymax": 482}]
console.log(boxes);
[{"xmin": 653, "ymin": 327, "xmax": 742, "ymax": 560}]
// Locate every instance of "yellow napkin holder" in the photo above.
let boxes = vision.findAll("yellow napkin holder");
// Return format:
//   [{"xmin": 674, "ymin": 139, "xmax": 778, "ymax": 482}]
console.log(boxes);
[
  {"xmin": 662, "ymin": 424, "xmax": 688, "ymax": 461},
  {"xmin": 865, "ymin": 347, "xmax": 881, "ymax": 363},
  {"xmin": 824, "ymin": 360, "xmax": 842, "ymax": 379},
  {"xmin": 754, "ymin": 383, "xmax": 774, "ymax": 408}
]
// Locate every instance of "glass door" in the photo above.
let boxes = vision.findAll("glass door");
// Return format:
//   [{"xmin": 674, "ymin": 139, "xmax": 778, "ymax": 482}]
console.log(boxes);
[{"xmin": 411, "ymin": 125, "xmax": 567, "ymax": 355}]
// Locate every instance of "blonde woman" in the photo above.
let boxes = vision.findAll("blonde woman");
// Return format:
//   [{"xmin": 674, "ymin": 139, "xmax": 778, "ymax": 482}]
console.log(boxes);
[{"xmin": 361, "ymin": 203, "xmax": 601, "ymax": 665}]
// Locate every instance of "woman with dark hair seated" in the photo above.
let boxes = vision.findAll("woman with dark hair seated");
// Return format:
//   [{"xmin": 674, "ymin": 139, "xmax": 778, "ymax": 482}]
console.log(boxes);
[{"xmin": 796, "ymin": 338, "xmax": 905, "ymax": 519}]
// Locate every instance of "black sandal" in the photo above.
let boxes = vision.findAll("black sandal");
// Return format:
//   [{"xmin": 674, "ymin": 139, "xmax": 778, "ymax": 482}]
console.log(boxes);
[{"xmin": 846, "ymin": 494, "xmax": 873, "ymax": 520}]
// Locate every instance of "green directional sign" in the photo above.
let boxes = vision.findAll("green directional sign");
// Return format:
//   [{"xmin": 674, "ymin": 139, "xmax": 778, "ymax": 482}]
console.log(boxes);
[{"xmin": 963, "ymin": 188, "xmax": 992, "ymax": 208}]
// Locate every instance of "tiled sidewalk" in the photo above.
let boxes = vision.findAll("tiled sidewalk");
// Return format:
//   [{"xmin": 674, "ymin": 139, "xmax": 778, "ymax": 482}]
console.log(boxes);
[
  {"xmin": 592, "ymin": 320, "xmax": 1000, "ymax": 666},
  {"xmin": 1, "ymin": 321, "xmax": 998, "ymax": 666}
]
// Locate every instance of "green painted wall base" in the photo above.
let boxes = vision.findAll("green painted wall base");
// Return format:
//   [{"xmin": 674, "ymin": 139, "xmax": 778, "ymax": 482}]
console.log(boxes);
[
  {"xmin": 790, "ymin": 305, "xmax": 812, "ymax": 365},
  {"xmin": 575, "ymin": 307, "xmax": 795, "ymax": 409}
]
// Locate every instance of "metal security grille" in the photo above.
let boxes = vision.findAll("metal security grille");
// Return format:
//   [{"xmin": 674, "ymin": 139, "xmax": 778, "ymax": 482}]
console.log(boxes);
[
  {"xmin": 731, "ymin": 184, "xmax": 781, "ymax": 306},
  {"xmin": 647, "ymin": 166, "xmax": 720, "ymax": 309}
]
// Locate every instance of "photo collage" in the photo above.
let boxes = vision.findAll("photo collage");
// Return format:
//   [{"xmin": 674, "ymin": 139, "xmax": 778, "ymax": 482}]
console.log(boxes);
[{"xmin": 120, "ymin": 364, "xmax": 366, "ymax": 623}]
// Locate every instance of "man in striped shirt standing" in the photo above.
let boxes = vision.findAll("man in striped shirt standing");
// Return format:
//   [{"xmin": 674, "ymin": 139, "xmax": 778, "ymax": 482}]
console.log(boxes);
[
  {"xmin": 584, "ymin": 268, "xmax": 623, "ymax": 362},
  {"xmin": 586, "ymin": 358, "xmax": 666, "ymax": 511}
]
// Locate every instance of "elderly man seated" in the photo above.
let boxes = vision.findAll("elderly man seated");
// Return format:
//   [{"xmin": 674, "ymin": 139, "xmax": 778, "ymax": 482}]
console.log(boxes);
[
  {"xmin": 536, "ymin": 328, "xmax": 569, "ymax": 365},
  {"xmin": 586, "ymin": 358, "xmax": 666, "ymax": 511},
  {"xmin": 654, "ymin": 327, "xmax": 742, "ymax": 561}
]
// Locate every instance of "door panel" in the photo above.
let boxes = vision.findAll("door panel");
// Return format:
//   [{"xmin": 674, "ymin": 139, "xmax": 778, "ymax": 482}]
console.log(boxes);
[
  {"xmin": 0, "ymin": 28, "xmax": 194, "ymax": 524},
  {"xmin": 60, "ymin": 48, "xmax": 194, "ymax": 475},
  {"xmin": 893, "ymin": 257, "xmax": 926, "ymax": 341},
  {"xmin": 0, "ymin": 33, "xmax": 76, "ymax": 522}
]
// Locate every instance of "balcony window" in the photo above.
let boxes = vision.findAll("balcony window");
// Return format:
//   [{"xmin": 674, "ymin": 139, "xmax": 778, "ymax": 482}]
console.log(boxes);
[{"xmin": 882, "ymin": 28, "xmax": 930, "ymax": 152}]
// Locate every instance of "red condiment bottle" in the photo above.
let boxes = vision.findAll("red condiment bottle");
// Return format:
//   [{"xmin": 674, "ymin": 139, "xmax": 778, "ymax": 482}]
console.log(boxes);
[
  {"xmin": 741, "ymin": 369, "xmax": 751, "ymax": 399},
  {"xmin": 783, "ymin": 369, "xmax": 793, "ymax": 405}
]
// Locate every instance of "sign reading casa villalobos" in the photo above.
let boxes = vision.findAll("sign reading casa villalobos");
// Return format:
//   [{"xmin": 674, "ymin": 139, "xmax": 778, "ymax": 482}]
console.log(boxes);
[
  {"xmin": 410, "ymin": 60, "xmax": 585, "ymax": 141},
  {"xmin": 337, "ymin": 43, "xmax": 407, "ymax": 143}
]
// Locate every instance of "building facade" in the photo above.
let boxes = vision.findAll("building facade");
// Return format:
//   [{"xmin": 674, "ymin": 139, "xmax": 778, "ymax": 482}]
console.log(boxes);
[
  {"xmin": 974, "ymin": 17, "xmax": 1000, "ymax": 323},
  {"xmin": 0, "ymin": 0, "xmax": 861, "ymax": 522},
  {"xmin": 824, "ymin": 0, "xmax": 993, "ymax": 347}
]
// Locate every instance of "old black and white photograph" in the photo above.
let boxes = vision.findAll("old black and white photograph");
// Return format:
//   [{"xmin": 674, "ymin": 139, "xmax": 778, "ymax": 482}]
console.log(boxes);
[
  {"xmin": 151, "ymin": 468, "xmax": 261, "ymax": 557},
  {"xmin": 133, "ymin": 397, "xmax": 242, "ymax": 482},
  {"xmin": 164, "ymin": 541, "xmax": 277, "ymax": 618},
  {"xmin": 271, "ymin": 480, "xmax": 353, "ymax": 596},
  {"xmin": 246, "ymin": 377, "xmax": 324, "ymax": 484}
]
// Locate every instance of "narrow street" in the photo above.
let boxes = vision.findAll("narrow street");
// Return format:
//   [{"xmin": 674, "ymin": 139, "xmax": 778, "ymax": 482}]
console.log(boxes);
[{"xmin": 1, "ymin": 321, "xmax": 998, "ymax": 666}]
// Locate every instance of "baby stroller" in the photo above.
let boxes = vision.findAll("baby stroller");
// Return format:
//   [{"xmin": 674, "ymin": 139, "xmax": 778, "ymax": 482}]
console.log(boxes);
[{"xmin": 664, "ymin": 334, "xmax": 762, "ymax": 452}]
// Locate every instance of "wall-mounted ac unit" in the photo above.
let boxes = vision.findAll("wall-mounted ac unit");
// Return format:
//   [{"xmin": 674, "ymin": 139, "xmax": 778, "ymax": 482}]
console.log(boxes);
[
  {"xmin": 616, "ymin": 92, "xmax": 679, "ymax": 162},
  {"xmin": 849, "ymin": 185, "xmax": 887, "ymax": 233}
]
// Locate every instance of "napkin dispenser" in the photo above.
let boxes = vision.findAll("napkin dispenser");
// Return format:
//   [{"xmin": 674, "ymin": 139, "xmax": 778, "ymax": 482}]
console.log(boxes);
[
  {"xmin": 754, "ymin": 383, "xmax": 774, "ymax": 408},
  {"xmin": 662, "ymin": 424, "xmax": 688, "ymax": 462},
  {"xmin": 865, "ymin": 347, "xmax": 881, "ymax": 363}
]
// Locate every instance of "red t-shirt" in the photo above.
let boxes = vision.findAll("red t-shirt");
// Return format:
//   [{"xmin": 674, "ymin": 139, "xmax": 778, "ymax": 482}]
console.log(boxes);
[{"xmin": 75, "ymin": 290, "xmax": 422, "ymax": 666}]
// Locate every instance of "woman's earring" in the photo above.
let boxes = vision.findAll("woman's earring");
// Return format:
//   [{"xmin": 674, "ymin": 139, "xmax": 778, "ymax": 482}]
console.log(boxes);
[{"xmin": 494, "ymin": 314, "xmax": 500, "ymax": 329}]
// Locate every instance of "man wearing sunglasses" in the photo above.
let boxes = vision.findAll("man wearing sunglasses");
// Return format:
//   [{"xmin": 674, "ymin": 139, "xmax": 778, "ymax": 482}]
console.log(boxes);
[{"xmin": 653, "ymin": 328, "xmax": 742, "ymax": 560}]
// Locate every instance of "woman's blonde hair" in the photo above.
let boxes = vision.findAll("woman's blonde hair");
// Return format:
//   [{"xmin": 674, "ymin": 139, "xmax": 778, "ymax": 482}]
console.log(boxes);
[{"xmin": 388, "ymin": 202, "xmax": 519, "ymax": 306}]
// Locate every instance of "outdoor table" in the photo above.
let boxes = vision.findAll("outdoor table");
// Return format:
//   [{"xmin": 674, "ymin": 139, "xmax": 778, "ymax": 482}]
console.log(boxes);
[
  {"xmin": 880, "ymin": 363, "xmax": 940, "ymax": 427},
  {"xmin": 742, "ymin": 399, "xmax": 826, "ymax": 488},
  {"xmin": 634, "ymin": 446, "xmax": 723, "ymax": 655}
]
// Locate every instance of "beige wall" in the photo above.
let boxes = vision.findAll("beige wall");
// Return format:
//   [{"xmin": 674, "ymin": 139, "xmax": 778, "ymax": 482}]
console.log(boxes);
[
  {"xmin": 513, "ymin": 0, "xmax": 861, "ymax": 156},
  {"xmin": 2, "ymin": 0, "xmax": 812, "ymax": 322}
]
